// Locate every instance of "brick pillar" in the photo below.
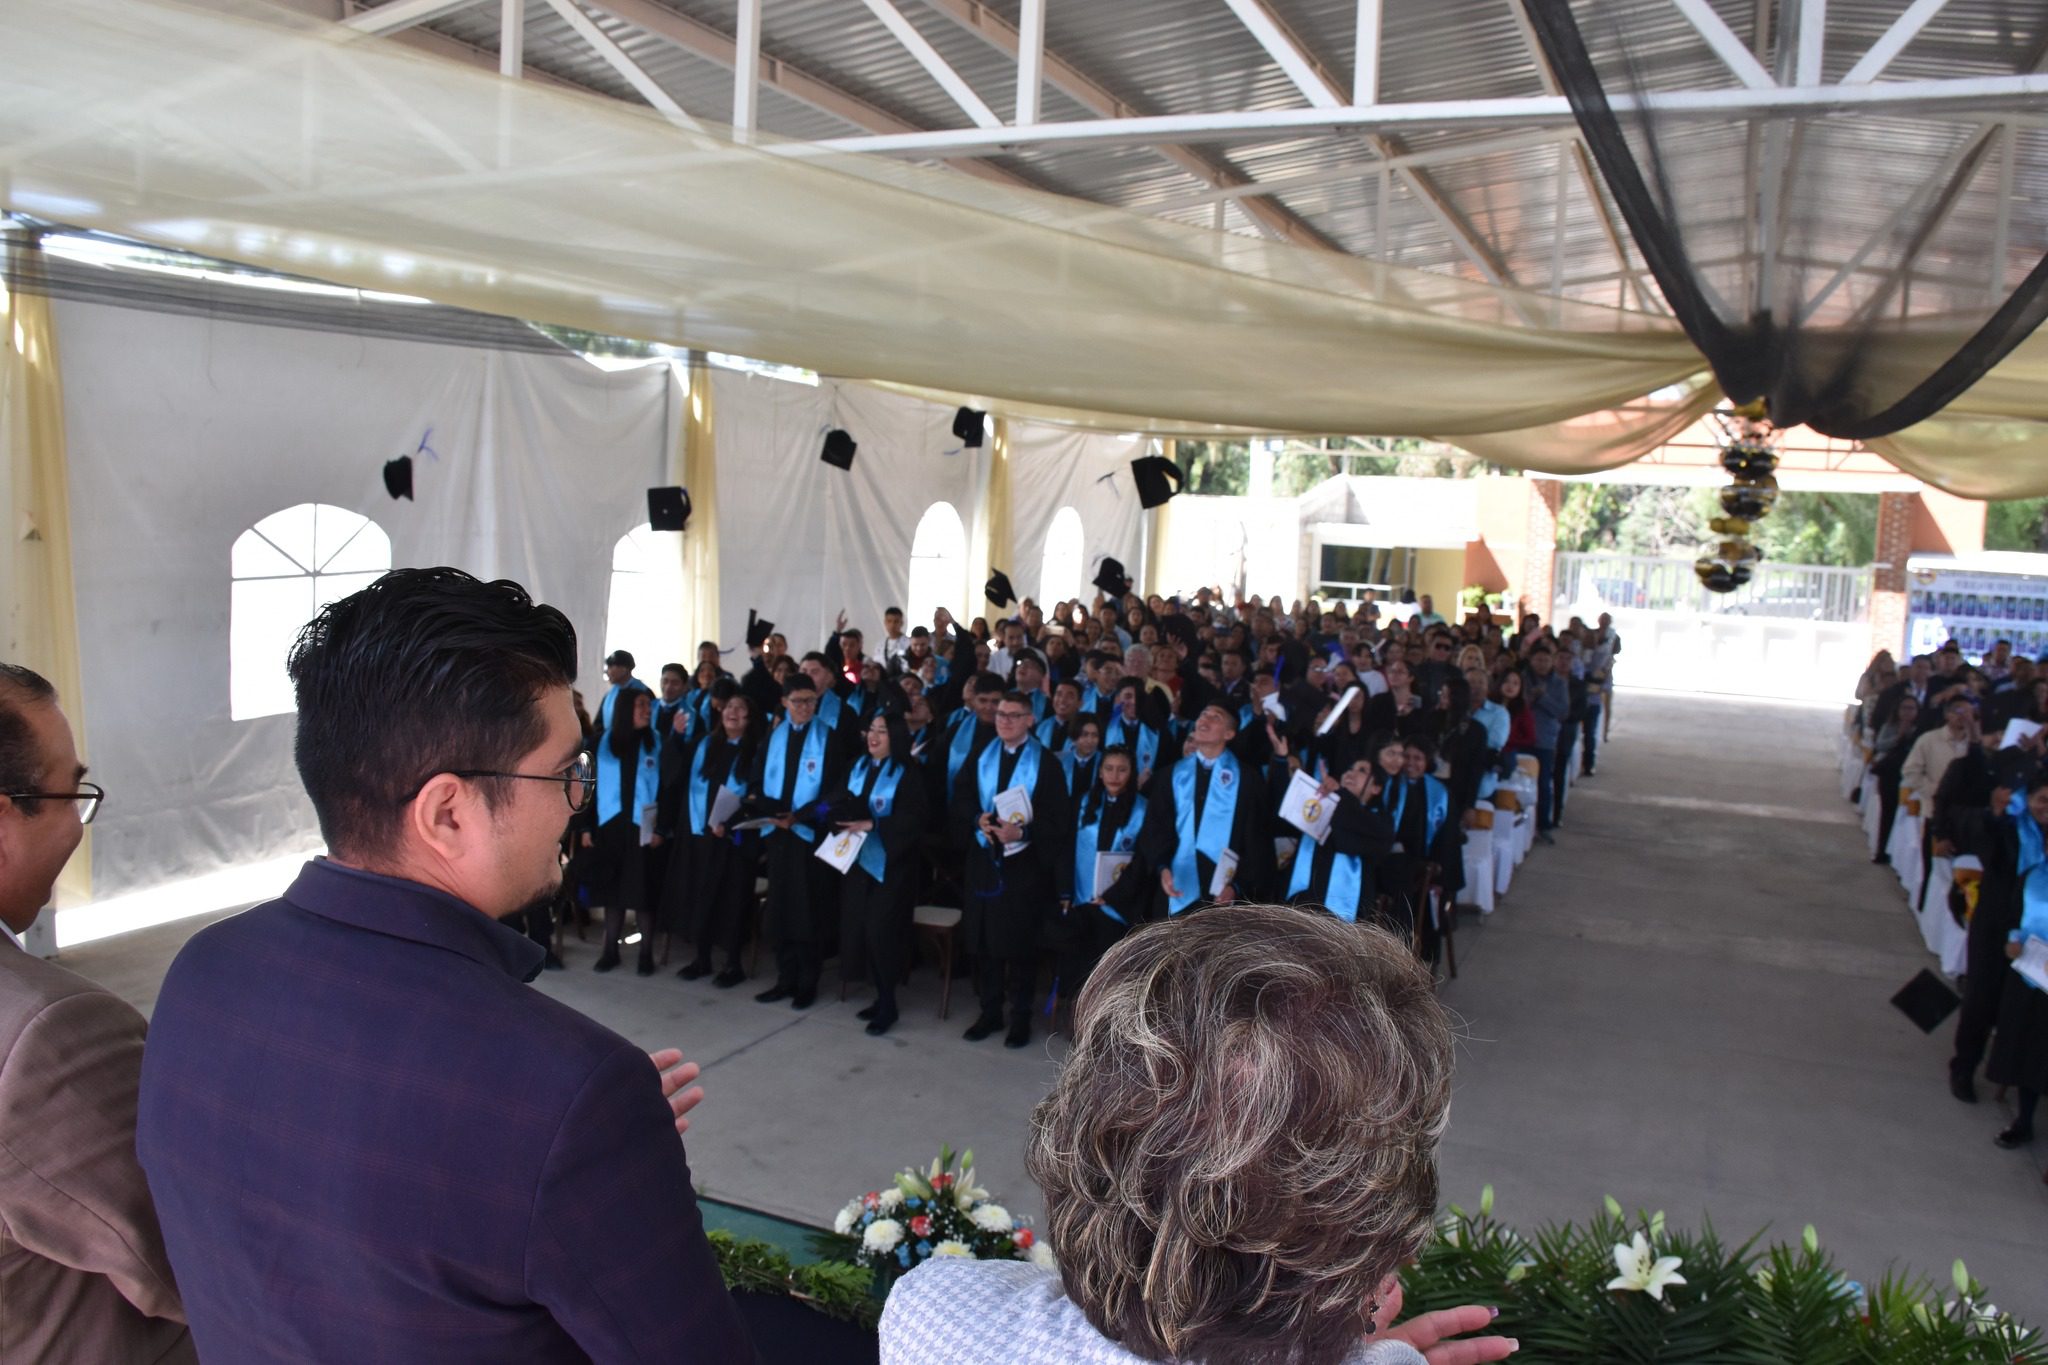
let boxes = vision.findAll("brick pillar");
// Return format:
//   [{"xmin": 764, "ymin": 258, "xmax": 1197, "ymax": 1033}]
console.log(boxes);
[
  {"xmin": 1522, "ymin": 479, "xmax": 1562, "ymax": 622},
  {"xmin": 1871, "ymin": 491, "xmax": 1915, "ymax": 658}
]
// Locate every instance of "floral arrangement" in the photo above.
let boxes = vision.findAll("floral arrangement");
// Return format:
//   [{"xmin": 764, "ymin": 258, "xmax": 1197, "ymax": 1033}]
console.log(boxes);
[
  {"xmin": 833, "ymin": 1145, "xmax": 1054, "ymax": 1280},
  {"xmin": 1401, "ymin": 1188, "xmax": 2042, "ymax": 1362}
]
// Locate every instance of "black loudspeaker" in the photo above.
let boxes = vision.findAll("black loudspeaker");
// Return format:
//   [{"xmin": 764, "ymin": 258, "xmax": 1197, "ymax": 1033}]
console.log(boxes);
[{"xmin": 647, "ymin": 486, "xmax": 692, "ymax": 531}]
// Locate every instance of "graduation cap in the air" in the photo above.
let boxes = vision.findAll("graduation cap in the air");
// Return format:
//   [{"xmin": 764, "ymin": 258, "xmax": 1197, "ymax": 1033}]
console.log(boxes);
[
  {"xmin": 382, "ymin": 455, "xmax": 414, "ymax": 501},
  {"xmin": 1130, "ymin": 455, "xmax": 1184, "ymax": 509},
  {"xmin": 1158, "ymin": 614, "xmax": 1200, "ymax": 653},
  {"xmin": 821, "ymin": 428, "xmax": 857, "ymax": 471},
  {"xmin": 951, "ymin": 407, "xmax": 987, "ymax": 449},
  {"xmin": 1092, "ymin": 557, "xmax": 1131, "ymax": 598},
  {"xmin": 646, "ymin": 486, "xmax": 692, "ymax": 532},
  {"xmin": 986, "ymin": 569, "xmax": 1017, "ymax": 609},
  {"xmin": 745, "ymin": 609, "xmax": 775, "ymax": 649},
  {"xmin": 1890, "ymin": 968, "xmax": 1961, "ymax": 1034}
]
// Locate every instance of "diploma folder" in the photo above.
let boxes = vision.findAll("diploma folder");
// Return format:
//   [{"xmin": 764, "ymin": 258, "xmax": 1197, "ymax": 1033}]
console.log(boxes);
[
  {"xmin": 1279, "ymin": 769, "xmax": 1336, "ymax": 845},
  {"xmin": 708, "ymin": 786, "xmax": 742, "ymax": 830},
  {"xmin": 814, "ymin": 828, "xmax": 868, "ymax": 873},
  {"xmin": 1093, "ymin": 851, "xmax": 1133, "ymax": 895},
  {"xmin": 993, "ymin": 785, "xmax": 1033, "ymax": 857},
  {"xmin": 1208, "ymin": 847, "xmax": 1239, "ymax": 899}
]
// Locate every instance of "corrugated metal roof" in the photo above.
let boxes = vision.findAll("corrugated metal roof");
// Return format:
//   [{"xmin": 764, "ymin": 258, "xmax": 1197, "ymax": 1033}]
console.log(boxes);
[{"xmin": 346, "ymin": 0, "xmax": 2046, "ymax": 324}]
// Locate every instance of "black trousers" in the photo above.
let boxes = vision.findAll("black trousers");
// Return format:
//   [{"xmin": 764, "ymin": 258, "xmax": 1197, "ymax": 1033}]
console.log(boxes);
[
  {"xmin": 1874, "ymin": 773, "xmax": 1902, "ymax": 858},
  {"xmin": 1952, "ymin": 913, "xmax": 2014, "ymax": 1079},
  {"xmin": 841, "ymin": 861, "xmax": 916, "ymax": 1013},
  {"xmin": 962, "ymin": 855, "xmax": 1050, "ymax": 1025},
  {"xmin": 1049, "ymin": 903, "xmax": 1131, "ymax": 1003},
  {"xmin": 1580, "ymin": 696, "xmax": 1603, "ymax": 772},
  {"xmin": 674, "ymin": 833, "xmax": 756, "ymax": 972},
  {"xmin": 1553, "ymin": 723, "xmax": 1580, "ymax": 823},
  {"xmin": 764, "ymin": 833, "xmax": 833, "ymax": 992}
]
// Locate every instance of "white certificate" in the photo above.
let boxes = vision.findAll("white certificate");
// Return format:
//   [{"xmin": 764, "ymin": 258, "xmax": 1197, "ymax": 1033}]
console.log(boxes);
[
  {"xmin": 1093, "ymin": 851, "xmax": 1133, "ymax": 894},
  {"xmin": 2002, "ymin": 719, "xmax": 2043, "ymax": 750},
  {"xmin": 637, "ymin": 802, "xmax": 658, "ymax": 848},
  {"xmin": 708, "ymin": 785, "xmax": 742, "ymax": 829},
  {"xmin": 1279, "ymin": 769, "xmax": 1336, "ymax": 845},
  {"xmin": 993, "ymin": 785, "xmax": 1034, "ymax": 858},
  {"xmin": 813, "ymin": 828, "xmax": 867, "ymax": 874},
  {"xmin": 1209, "ymin": 847, "xmax": 1239, "ymax": 898},
  {"xmin": 1316, "ymin": 688, "xmax": 1361, "ymax": 737},
  {"xmin": 2016, "ymin": 935, "xmax": 2048, "ymax": 994}
]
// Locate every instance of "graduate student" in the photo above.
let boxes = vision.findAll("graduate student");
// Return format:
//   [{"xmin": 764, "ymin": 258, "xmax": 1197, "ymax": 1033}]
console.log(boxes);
[
  {"xmin": 1055, "ymin": 744, "xmax": 1152, "ymax": 998},
  {"xmin": 952, "ymin": 692, "xmax": 1072, "ymax": 1048},
  {"xmin": 592, "ymin": 675, "xmax": 660, "ymax": 974},
  {"xmin": 752, "ymin": 674, "xmax": 846, "ymax": 1009},
  {"xmin": 830, "ymin": 707, "xmax": 928, "ymax": 1037},
  {"xmin": 1139, "ymin": 703, "xmax": 1276, "ymax": 915},
  {"xmin": 661, "ymin": 692, "xmax": 760, "ymax": 988}
]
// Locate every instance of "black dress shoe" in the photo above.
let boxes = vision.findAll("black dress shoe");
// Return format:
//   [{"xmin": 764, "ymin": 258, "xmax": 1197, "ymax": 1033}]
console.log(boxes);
[
  {"xmin": 791, "ymin": 988, "xmax": 817, "ymax": 1010},
  {"xmin": 755, "ymin": 985, "xmax": 792, "ymax": 1004},
  {"xmin": 1872, "ymin": 852, "xmax": 1891, "ymax": 866},
  {"xmin": 865, "ymin": 1012, "xmax": 898, "ymax": 1037},
  {"xmin": 593, "ymin": 953, "xmax": 621, "ymax": 973},
  {"xmin": 635, "ymin": 958, "xmax": 655, "ymax": 977},
  {"xmin": 855, "ymin": 1004, "xmax": 878, "ymax": 1021},
  {"xmin": 542, "ymin": 952, "xmax": 565, "ymax": 971},
  {"xmin": 1949, "ymin": 1070, "xmax": 1978, "ymax": 1103},
  {"xmin": 677, "ymin": 960, "xmax": 712, "ymax": 981},
  {"xmin": 1994, "ymin": 1123, "xmax": 2034, "ymax": 1149},
  {"xmin": 963, "ymin": 1014, "xmax": 1003, "ymax": 1042},
  {"xmin": 713, "ymin": 967, "xmax": 746, "ymax": 989},
  {"xmin": 1004, "ymin": 1021, "xmax": 1032, "ymax": 1049}
]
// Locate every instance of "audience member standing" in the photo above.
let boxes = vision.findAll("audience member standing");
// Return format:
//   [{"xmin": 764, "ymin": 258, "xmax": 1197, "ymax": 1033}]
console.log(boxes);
[
  {"xmin": 0, "ymin": 665, "xmax": 195, "ymax": 1365},
  {"xmin": 136, "ymin": 569, "xmax": 751, "ymax": 1363}
]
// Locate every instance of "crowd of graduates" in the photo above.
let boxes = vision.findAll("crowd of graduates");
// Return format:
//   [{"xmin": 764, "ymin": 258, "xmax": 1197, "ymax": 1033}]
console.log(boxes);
[{"xmin": 548, "ymin": 569, "xmax": 1621, "ymax": 1048}]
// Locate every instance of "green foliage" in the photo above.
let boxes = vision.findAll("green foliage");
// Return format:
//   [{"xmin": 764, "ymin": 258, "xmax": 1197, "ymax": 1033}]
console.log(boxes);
[
  {"xmin": 706, "ymin": 1229, "xmax": 881, "ymax": 1330},
  {"xmin": 1987, "ymin": 498, "xmax": 2048, "ymax": 553},
  {"xmin": 1403, "ymin": 1196, "xmax": 2042, "ymax": 1364},
  {"xmin": 1557, "ymin": 485, "xmax": 1877, "ymax": 566},
  {"xmin": 1179, "ymin": 441, "xmax": 1251, "ymax": 496}
]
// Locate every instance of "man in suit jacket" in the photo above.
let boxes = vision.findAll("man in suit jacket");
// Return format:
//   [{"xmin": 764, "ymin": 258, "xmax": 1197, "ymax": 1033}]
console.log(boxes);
[
  {"xmin": 0, "ymin": 663, "xmax": 194, "ymax": 1364},
  {"xmin": 136, "ymin": 569, "xmax": 754, "ymax": 1364}
]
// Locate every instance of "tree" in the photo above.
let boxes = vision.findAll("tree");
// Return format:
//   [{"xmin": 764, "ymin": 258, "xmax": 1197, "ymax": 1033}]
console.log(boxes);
[{"xmin": 1986, "ymin": 498, "xmax": 2048, "ymax": 552}]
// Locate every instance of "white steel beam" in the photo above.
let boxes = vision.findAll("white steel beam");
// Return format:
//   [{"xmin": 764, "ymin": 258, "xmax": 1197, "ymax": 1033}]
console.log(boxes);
[
  {"xmin": 1220, "ymin": 0, "xmax": 1345, "ymax": 108},
  {"xmin": 341, "ymin": 0, "xmax": 487, "ymax": 36},
  {"xmin": 1668, "ymin": 0, "xmax": 1776, "ymax": 89},
  {"xmin": 1795, "ymin": 0, "xmax": 1825, "ymax": 87},
  {"xmin": 858, "ymin": 0, "xmax": 1002, "ymax": 129},
  {"xmin": 731, "ymin": 0, "xmax": 761, "ymax": 136},
  {"xmin": 1353, "ymin": 0, "xmax": 1381, "ymax": 106},
  {"xmin": 1143, "ymin": 128, "xmax": 1577, "ymax": 214},
  {"xmin": 1014, "ymin": 0, "xmax": 1044, "ymax": 126},
  {"xmin": 1842, "ymin": 0, "xmax": 1954, "ymax": 84},
  {"xmin": 539, "ymin": 0, "xmax": 700, "ymax": 131},
  {"xmin": 777, "ymin": 74, "xmax": 2048, "ymax": 157},
  {"xmin": 498, "ymin": 0, "xmax": 525, "ymax": 76}
]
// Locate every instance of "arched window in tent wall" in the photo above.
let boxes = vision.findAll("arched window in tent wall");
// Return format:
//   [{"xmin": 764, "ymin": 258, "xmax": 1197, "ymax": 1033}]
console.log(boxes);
[
  {"xmin": 907, "ymin": 502, "xmax": 968, "ymax": 627},
  {"xmin": 230, "ymin": 503, "xmax": 391, "ymax": 721},
  {"xmin": 606, "ymin": 523, "xmax": 690, "ymax": 678},
  {"xmin": 1038, "ymin": 506, "xmax": 1084, "ymax": 608}
]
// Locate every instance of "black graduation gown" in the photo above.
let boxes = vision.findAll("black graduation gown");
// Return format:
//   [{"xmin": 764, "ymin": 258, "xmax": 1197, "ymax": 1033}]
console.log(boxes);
[
  {"xmin": 836, "ymin": 757, "xmax": 930, "ymax": 991},
  {"xmin": 1287, "ymin": 788, "xmax": 1395, "ymax": 921},
  {"xmin": 951, "ymin": 741, "xmax": 1073, "ymax": 961},
  {"xmin": 1051, "ymin": 788, "xmax": 1152, "ymax": 996},
  {"xmin": 1136, "ymin": 750, "xmax": 1281, "ymax": 908},
  {"xmin": 657, "ymin": 731, "xmax": 758, "ymax": 954},
  {"xmin": 752, "ymin": 719, "xmax": 849, "ymax": 948}
]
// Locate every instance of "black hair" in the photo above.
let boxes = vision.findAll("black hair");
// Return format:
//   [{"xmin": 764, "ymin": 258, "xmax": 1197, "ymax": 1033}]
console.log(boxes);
[
  {"xmin": 801, "ymin": 651, "xmax": 830, "ymax": 666},
  {"xmin": 710, "ymin": 677, "xmax": 741, "ymax": 705},
  {"xmin": 0, "ymin": 664, "xmax": 59, "ymax": 817},
  {"xmin": 285, "ymin": 568, "xmax": 576, "ymax": 861},
  {"xmin": 661, "ymin": 662, "xmax": 687, "ymax": 679},
  {"xmin": 970, "ymin": 670, "xmax": 1008, "ymax": 696},
  {"xmin": 885, "ymin": 606, "xmax": 904, "ymax": 617},
  {"xmin": 1404, "ymin": 734, "xmax": 1439, "ymax": 764},
  {"xmin": 1054, "ymin": 678, "xmax": 1082, "ymax": 696}
]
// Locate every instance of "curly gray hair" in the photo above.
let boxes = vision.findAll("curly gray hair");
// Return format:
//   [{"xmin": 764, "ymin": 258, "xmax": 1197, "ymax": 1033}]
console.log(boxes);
[{"xmin": 1026, "ymin": 904, "xmax": 1454, "ymax": 1365}]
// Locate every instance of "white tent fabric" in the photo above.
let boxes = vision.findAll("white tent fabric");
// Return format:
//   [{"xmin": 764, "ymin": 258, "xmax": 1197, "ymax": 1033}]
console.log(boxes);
[{"xmin": 49, "ymin": 297, "xmax": 1145, "ymax": 900}]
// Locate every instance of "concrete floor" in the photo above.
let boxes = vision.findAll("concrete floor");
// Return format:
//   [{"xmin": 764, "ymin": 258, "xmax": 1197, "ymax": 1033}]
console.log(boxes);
[{"xmin": 59, "ymin": 690, "xmax": 2048, "ymax": 1320}]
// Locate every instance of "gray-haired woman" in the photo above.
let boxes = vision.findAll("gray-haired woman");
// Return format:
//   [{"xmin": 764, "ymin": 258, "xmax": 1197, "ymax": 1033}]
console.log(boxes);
[{"xmin": 880, "ymin": 904, "xmax": 1515, "ymax": 1365}]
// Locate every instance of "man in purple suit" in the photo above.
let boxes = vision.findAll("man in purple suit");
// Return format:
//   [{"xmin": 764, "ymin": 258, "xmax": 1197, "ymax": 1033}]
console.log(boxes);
[{"xmin": 138, "ymin": 568, "xmax": 754, "ymax": 1363}]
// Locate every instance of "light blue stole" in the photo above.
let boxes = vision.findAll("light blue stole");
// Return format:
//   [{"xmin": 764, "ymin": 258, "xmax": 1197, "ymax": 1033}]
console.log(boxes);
[
  {"xmin": 817, "ymin": 689, "xmax": 845, "ymax": 733},
  {"xmin": 595, "ymin": 681, "xmax": 656, "ymax": 825},
  {"xmin": 945, "ymin": 709, "xmax": 981, "ymax": 797},
  {"xmin": 1105, "ymin": 714, "xmax": 1159, "ymax": 775},
  {"xmin": 2007, "ymin": 791, "xmax": 2048, "ymax": 989},
  {"xmin": 763, "ymin": 719, "xmax": 830, "ymax": 843},
  {"xmin": 1034, "ymin": 714, "xmax": 1068, "ymax": 751},
  {"xmin": 1167, "ymin": 750, "xmax": 1241, "ymax": 915},
  {"xmin": 1059, "ymin": 749, "xmax": 1099, "ymax": 798},
  {"xmin": 1475, "ymin": 701, "xmax": 1510, "ymax": 798},
  {"xmin": 1288, "ymin": 834, "xmax": 1363, "ymax": 922},
  {"xmin": 850, "ymin": 757, "xmax": 906, "ymax": 881},
  {"xmin": 975, "ymin": 739, "xmax": 1043, "ymax": 850},
  {"xmin": 1074, "ymin": 792, "xmax": 1146, "ymax": 916},
  {"xmin": 686, "ymin": 737, "xmax": 748, "ymax": 835}
]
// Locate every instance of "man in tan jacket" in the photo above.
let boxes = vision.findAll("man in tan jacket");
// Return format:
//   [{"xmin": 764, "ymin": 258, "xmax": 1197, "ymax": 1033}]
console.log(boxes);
[{"xmin": 0, "ymin": 663, "xmax": 193, "ymax": 1364}]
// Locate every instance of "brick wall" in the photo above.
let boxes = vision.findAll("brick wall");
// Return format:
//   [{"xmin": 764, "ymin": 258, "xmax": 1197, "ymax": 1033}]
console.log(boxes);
[
  {"xmin": 1871, "ymin": 491, "xmax": 1914, "ymax": 658},
  {"xmin": 1522, "ymin": 479, "xmax": 1561, "ymax": 622}
]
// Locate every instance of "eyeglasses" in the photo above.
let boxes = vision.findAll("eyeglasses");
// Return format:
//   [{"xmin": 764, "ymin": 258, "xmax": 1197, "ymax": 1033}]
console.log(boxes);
[
  {"xmin": 430, "ymin": 751, "xmax": 594, "ymax": 812},
  {"xmin": 995, "ymin": 709, "xmax": 1033, "ymax": 721},
  {"xmin": 3, "ymin": 782, "xmax": 104, "ymax": 825}
]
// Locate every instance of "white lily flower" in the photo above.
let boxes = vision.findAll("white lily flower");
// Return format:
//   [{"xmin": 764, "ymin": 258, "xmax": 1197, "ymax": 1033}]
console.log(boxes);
[
  {"xmin": 971, "ymin": 1204, "xmax": 1014, "ymax": 1233},
  {"xmin": 1607, "ymin": 1232, "xmax": 1686, "ymax": 1301},
  {"xmin": 1028, "ymin": 1241, "xmax": 1057, "ymax": 1271},
  {"xmin": 863, "ymin": 1218, "xmax": 904, "ymax": 1254}
]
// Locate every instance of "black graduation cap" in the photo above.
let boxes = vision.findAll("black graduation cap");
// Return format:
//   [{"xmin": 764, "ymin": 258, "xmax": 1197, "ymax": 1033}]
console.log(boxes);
[
  {"xmin": 1890, "ymin": 969, "xmax": 1961, "ymax": 1034},
  {"xmin": 382, "ymin": 455, "xmax": 414, "ymax": 501},
  {"xmin": 952, "ymin": 407, "xmax": 987, "ymax": 449},
  {"xmin": 646, "ymin": 486, "xmax": 691, "ymax": 532},
  {"xmin": 1092, "ymin": 557, "xmax": 1131, "ymax": 598},
  {"xmin": 1159, "ymin": 614, "xmax": 1200, "ymax": 653},
  {"xmin": 821, "ymin": 428, "xmax": 857, "ymax": 471},
  {"xmin": 986, "ymin": 569, "xmax": 1017, "ymax": 609},
  {"xmin": 1130, "ymin": 455, "xmax": 1184, "ymax": 509},
  {"xmin": 745, "ymin": 609, "xmax": 775, "ymax": 649}
]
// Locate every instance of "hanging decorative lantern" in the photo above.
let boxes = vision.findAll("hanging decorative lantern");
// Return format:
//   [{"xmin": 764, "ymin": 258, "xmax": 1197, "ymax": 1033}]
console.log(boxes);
[{"xmin": 1697, "ymin": 406, "xmax": 1781, "ymax": 593}]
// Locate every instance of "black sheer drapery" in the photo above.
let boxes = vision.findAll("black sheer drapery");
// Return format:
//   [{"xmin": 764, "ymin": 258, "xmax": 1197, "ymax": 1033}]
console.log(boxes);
[{"xmin": 1523, "ymin": 0, "xmax": 2048, "ymax": 440}]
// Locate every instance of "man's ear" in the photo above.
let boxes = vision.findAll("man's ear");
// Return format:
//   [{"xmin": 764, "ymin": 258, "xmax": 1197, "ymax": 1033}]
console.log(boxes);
[{"xmin": 406, "ymin": 773, "xmax": 474, "ymax": 864}]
